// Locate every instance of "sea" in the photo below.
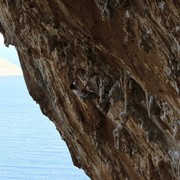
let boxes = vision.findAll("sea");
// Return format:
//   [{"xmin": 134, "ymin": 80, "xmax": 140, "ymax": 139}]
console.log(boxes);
[{"xmin": 0, "ymin": 76, "xmax": 90, "ymax": 180}]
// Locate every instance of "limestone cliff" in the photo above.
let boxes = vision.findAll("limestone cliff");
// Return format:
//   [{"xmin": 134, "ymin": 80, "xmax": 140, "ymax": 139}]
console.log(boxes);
[{"xmin": 0, "ymin": 0, "xmax": 180, "ymax": 179}]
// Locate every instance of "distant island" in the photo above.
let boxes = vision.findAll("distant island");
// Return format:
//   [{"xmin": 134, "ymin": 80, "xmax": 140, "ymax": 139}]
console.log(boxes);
[{"xmin": 0, "ymin": 58, "xmax": 22, "ymax": 76}]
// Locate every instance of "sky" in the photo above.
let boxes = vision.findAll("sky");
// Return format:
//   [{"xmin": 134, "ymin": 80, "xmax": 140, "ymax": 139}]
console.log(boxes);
[{"xmin": 0, "ymin": 33, "xmax": 20, "ymax": 66}]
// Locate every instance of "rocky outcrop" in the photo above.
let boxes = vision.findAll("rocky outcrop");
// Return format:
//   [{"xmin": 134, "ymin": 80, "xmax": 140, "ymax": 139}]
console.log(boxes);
[
  {"xmin": 0, "ymin": 58, "xmax": 22, "ymax": 76},
  {"xmin": 0, "ymin": 0, "xmax": 180, "ymax": 179}
]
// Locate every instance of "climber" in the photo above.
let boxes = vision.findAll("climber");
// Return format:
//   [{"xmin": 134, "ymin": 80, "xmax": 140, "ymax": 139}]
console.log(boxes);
[{"xmin": 70, "ymin": 82, "xmax": 99, "ymax": 101}]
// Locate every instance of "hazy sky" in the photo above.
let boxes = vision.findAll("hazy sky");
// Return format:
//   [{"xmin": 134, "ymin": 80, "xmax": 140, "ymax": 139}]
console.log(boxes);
[{"xmin": 0, "ymin": 33, "xmax": 20, "ymax": 66}]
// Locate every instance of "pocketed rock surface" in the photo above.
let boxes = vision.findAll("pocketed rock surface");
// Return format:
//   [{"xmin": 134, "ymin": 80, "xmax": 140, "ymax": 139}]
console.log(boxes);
[{"xmin": 0, "ymin": 1, "xmax": 180, "ymax": 179}]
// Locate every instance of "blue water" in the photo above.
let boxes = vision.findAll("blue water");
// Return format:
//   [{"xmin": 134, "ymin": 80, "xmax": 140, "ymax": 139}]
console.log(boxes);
[{"xmin": 0, "ymin": 76, "xmax": 89, "ymax": 180}]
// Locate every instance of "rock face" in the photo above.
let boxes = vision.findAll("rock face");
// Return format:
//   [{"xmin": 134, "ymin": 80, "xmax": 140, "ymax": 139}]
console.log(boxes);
[{"xmin": 0, "ymin": 0, "xmax": 180, "ymax": 179}]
